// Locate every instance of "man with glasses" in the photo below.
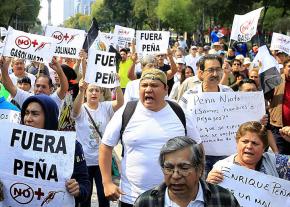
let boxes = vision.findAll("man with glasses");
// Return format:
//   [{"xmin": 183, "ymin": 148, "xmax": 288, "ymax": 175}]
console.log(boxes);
[
  {"xmin": 179, "ymin": 55, "xmax": 232, "ymax": 175},
  {"xmin": 134, "ymin": 136, "xmax": 240, "ymax": 207}
]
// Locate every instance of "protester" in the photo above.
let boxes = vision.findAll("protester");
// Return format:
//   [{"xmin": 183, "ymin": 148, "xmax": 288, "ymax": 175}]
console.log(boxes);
[
  {"xmin": 134, "ymin": 136, "xmax": 240, "ymax": 207},
  {"xmin": 20, "ymin": 94, "xmax": 90, "ymax": 206},
  {"xmin": 17, "ymin": 76, "xmax": 31, "ymax": 92},
  {"xmin": 99, "ymin": 68, "xmax": 200, "ymax": 206},
  {"xmin": 26, "ymin": 61, "xmax": 50, "ymax": 76},
  {"xmin": 207, "ymin": 121, "xmax": 290, "ymax": 184},
  {"xmin": 118, "ymin": 48, "xmax": 134, "ymax": 92},
  {"xmin": 210, "ymin": 26, "xmax": 220, "ymax": 45},
  {"xmin": 184, "ymin": 46, "xmax": 200, "ymax": 74},
  {"xmin": 0, "ymin": 56, "xmax": 68, "ymax": 109},
  {"xmin": 72, "ymin": 79, "xmax": 124, "ymax": 207}
]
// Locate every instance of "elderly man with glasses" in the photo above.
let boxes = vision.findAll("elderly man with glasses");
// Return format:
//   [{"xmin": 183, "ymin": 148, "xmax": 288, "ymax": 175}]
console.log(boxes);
[{"xmin": 134, "ymin": 136, "xmax": 240, "ymax": 207}]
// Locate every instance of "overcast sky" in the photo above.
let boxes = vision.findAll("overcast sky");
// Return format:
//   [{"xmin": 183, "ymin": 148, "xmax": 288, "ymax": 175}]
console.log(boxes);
[{"xmin": 38, "ymin": 0, "xmax": 64, "ymax": 26}]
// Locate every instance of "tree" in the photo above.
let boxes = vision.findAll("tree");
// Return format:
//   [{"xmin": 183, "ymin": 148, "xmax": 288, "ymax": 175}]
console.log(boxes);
[{"xmin": 64, "ymin": 13, "xmax": 91, "ymax": 31}]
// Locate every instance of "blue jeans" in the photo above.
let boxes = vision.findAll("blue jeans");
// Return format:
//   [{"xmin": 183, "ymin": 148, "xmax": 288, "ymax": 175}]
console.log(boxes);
[
  {"xmin": 80, "ymin": 165, "xmax": 109, "ymax": 207},
  {"xmin": 205, "ymin": 155, "xmax": 227, "ymax": 177}
]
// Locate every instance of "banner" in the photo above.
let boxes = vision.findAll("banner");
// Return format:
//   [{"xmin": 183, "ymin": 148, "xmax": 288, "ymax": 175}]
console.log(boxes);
[
  {"xmin": 136, "ymin": 31, "xmax": 170, "ymax": 54},
  {"xmin": 45, "ymin": 25, "xmax": 86, "ymax": 59},
  {"xmin": 230, "ymin": 7, "xmax": 263, "ymax": 42},
  {"xmin": 2, "ymin": 27, "xmax": 56, "ymax": 63},
  {"xmin": 184, "ymin": 92, "xmax": 265, "ymax": 156},
  {"xmin": 270, "ymin": 32, "xmax": 290, "ymax": 55},
  {"xmin": 0, "ymin": 109, "xmax": 20, "ymax": 123},
  {"xmin": 114, "ymin": 25, "xmax": 135, "ymax": 49},
  {"xmin": 0, "ymin": 123, "xmax": 76, "ymax": 207},
  {"xmin": 218, "ymin": 162, "xmax": 290, "ymax": 207},
  {"xmin": 85, "ymin": 49, "xmax": 119, "ymax": 88},
  {"xmin": 92, "ymin": 32, "xmax": 117, "ymax": 52}
]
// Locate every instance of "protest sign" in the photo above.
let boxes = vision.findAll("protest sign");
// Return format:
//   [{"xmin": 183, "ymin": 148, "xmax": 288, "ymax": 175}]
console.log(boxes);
[
  {"xmin": 45, "ymin": 25, "xmax": 86, "ymax": 59},
  {"xmin": 270, "ymin": 32, "xmax": 290, "ymax": 55},
  {"xmin": 186, "ymin": 92, "xmax": 265, "ymax": 156},
  {"xmin": 0, "ymin": 123, "xmax": 76, "ymax": 207},
  {"xmin": 230, "ymin": 7, "xmax": 263, "ymax": 42},
  {"xmin": 85, "ymin": 49, "xmax": 119, "ymax": 88},
  {"xmin": 217, "ymin": 162, "xmax": 290, "ymax": 207},
  {"xmin": 0, "ymin": 41, "xmax": 4, "ymax": 56},
  {"xmin": 136, "ymin": 31, "xmax": 170, "ymax": 54},
  {"xmin": 0, "ymin": 27, "xmax": 7, "ymax": 37},
  {"xmin": 2, "ymin": 27, "xmax": 56, "ymax": 63},
  {"xmin": 92, "ymin": 32, "xmax": 116, "ymax": 52},
  {"xmin": 0, "ymin": 109, "xmax": 20, "ymax": 123},
  {"xmin": 114, "ymin": 25, "xmax": 135, "ymax": 49}
]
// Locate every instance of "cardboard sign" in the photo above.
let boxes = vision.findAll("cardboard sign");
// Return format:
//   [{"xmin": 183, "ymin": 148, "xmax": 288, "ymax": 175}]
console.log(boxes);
[
  {"xmin": 136, "ymin": 31, "xmax": 170, "ymax": 54},
  {"xmin": 0, "ymin": 123, "xmax": 76, "ymax": 206},
  {"xmin": 114, "ymin": 25, "xmax": 135, "ymax": 49},
  {"xmin": 45, "ymin": 25, "xmax": 86, "ymax": 59},
  {"xmin": 218, "ymin": 162, "xmax": 290, "ymax": 207},
  {"xmin": 270, "ymin": 32, "xmax": 290, "ymax": 55},
  {"xmin": 184, "ymin": 92, "xmax": 265, "ymax": 156},
  {"xmin": 85, "ymin": 49, "xmax": 119, "ymax": 88},
  {"xmin": 230, "ymin": 8, "xmax": 263, "ymax": 42},
  {"xmin": 2, "ymin": 27, "xmax": 56, "ymax": 63}
]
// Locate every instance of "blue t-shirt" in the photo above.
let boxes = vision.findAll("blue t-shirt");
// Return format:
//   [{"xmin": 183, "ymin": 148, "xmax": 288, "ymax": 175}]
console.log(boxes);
[{"xmin": 211, "ymin": 31, "xmax": 219, "ymax": 43}]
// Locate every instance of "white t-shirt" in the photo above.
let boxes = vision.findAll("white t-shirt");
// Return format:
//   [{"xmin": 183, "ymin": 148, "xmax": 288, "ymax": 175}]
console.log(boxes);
[
  {"xmin": 184, "ymin": 55, "xmax": 201, "ymax": 75},
  {"xmin": 124, "ymin": 79, "xmax": 140, "ymax": 103},
  {"xmin": 102, "ymin": 101, "xmax": 200, "ymax": 204},
  {"xmin": 14, "ymin": 88, "xmax": 63, "ymax": 109},
  {"xmin": 73, "ymin": 102, "xmax": 114, "ymax": 166},
  {"xmin": 9, "ymin": 72, "xmax": 36, "ymax": 91}
]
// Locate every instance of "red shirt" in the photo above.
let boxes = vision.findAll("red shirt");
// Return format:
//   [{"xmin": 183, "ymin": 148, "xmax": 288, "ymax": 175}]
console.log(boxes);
[{"xmin": 282, "ymin": 78, "xmax": 290, "ymax": 126}]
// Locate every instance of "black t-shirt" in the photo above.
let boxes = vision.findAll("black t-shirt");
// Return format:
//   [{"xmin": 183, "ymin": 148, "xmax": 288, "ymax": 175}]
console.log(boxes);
[{"xmin": 156, "ymin": 64, "xmax": 174, "ymax": 94}]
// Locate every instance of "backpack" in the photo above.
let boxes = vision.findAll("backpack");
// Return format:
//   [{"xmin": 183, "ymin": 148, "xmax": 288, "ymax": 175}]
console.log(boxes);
[{"xmin": 119, "ymin": 100, "xmax": 187, "ymax": 156}]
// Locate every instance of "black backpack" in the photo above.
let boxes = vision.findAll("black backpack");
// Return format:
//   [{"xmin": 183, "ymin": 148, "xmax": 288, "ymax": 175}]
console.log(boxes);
[{"xmin": 119, "ymin": 100, "xmax": 187, "ymax": 156}]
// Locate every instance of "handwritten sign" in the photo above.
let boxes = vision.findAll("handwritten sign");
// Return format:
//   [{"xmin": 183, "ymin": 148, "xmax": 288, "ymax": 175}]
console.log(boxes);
[
  {"xmin": 85, "ymin": 49, "xmax": 119, "ymax": 88},
  {"xmin": 230, "ymin": 8, "xmax": 263, "ymax": 42},
  {"xmin": 45, "ymin": 25, "xmax": 86, "ymax": 59},
  {"xmin": 2, "ymin": 27, "xmax": 56, "ymax": 63},
  {"xmin": 0, "ymin": 123, "xmax": 76, "ymax": 207},
  {"xmin": 184, "ymin": 92, "xmax": 265, "ymax": 156},
  {"xmin": 0, "ymin": 109, "xmax": 20, "ymax": 123},
  {"xmin": 270, "ymin": 32, "xmax": 290, "ymax": 55},
  {"xmin": 218, "ymin": 162, "xmax": 290, "ymax": 207},
  {"xmin": 114, "ymin": 25, "xmax": 135, "ymax": 49},
  {"xmin": 92, "ymin": 32, "xmax": 117, "ymax": 52},
  {"xmin": 136, "ymin": 31, "xmax": 169, "ymax": 54}
]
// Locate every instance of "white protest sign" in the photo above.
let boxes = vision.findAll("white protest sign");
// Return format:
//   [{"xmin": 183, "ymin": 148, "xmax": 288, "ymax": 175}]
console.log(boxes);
[
  {"xmin": 114, "ymin": 25, "xmax": 135, "ymax": 49},
  {"xmin": 92, "ymin": 31, "xmax": 117, "ymax": 52},
  {"xmin": 136, "ymin": 31, "xmax": 170, "ymax": 54},
  {"xmin": 0, "ymin": 123, "xmax": 76, "ymax": 207},
  {"xmin": 2, "ymin": 27, "xmax": 56, "ymax": 63},
  {"xmin": 187, "ymin": 92, "xmax": 265, "ymax": 156},
  {"xmin": 270, "ymin": 32, "xmax": 290, "ymax": 55},
  {"xmin": 45, "ymin": 25, "xmax": 86, "ymax": 59},
  {"xmin": 0, "ymin": 27, "xmax": 7, "ymax": 37},
  {"xmin": 85, "ymin": 49, "xmax": 119, "ymax": 88},
  {"xmin": 0, "ymin": 41, "xmax": 4, "ymax": 56},
  {"xmin": 230, "ymin": 7, "xmax": 263, "ymax": 42},
  {"xmin": 218, "ymin": 162, "xmax": 290, "ymax": 207},
  {"xmin": 0, "ymin": 109, "xmax": 20, "ymax": 123}
]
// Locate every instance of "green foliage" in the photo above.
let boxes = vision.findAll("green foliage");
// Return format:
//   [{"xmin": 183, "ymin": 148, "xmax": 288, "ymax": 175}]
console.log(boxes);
[
  {"xmin": 63, "ymin": 13, "xmax": 91, "ymax": 31},
  {"xmin": 0, "ymin": 0, "xmax": 40, "ymax": 32}
]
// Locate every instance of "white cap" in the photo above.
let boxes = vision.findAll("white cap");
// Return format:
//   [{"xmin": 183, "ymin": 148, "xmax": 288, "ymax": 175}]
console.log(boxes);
[{"xmin": 176, "ymin": 58, "xmax": 185, "ymax": 64}]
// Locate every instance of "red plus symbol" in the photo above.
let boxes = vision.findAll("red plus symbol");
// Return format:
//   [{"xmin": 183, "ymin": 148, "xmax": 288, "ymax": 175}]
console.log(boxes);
[
  {"xmin": 35, "ymin": 188, "xmax": 44, "ymax": 200},
  {"xmin": 63, "ymin": 33, "xmax": 69, "ymax": 41},
  {"xmin": 31, "ymin": 39, "xmax": 38, "ymax": 47}
]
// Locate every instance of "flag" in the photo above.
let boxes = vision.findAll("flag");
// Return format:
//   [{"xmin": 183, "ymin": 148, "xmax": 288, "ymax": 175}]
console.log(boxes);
[
  {"xmin": 252, "ymin": 45, "xmax": 281, "ymax": 94},
  {"xmin": 82, "ymin": 18, "xmax": 99, "ymax": 52},
  {"xmin": 270, "ymin": 32, "xmax": 290, "ymax": 55},
  {"xmin": 230, "ymin": 7, "xmax": 263, "ymax": 42}
]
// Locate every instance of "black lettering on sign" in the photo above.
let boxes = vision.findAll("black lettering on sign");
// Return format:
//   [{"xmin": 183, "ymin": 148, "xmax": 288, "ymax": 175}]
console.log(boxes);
[
  {"xmin": 10, "ymin": 48, "xmax": 27, "ymax": 59},
  {"xmin": 95, "ymin": 54, "xmax": 115, "ymax": 66},
  {"xmin": 10, "ymin": 128, "xmax": 67, "ymax": 154},
  {"xmin": 142, "ymin": 44, "xmax": 160, "ymax": 52},
  {"xmin": 140, "ymin": 33, "xmax": 162, "ymax": 40},
  {"xmin": 13, "ymin": 159, "xmax": 58, "ymax": 181},
  {"xmin": 95, "ymin": 72, "xmax": 116, "ymax": 84}
]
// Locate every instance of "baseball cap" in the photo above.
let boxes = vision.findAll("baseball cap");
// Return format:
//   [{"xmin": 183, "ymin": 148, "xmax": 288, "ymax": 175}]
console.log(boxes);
[
  {"xmin": 140, "ymin": 68, "xmax": 167, "ymax": 85},
  {"xmin": 176, "ymin": 58, "xmax": 185, "ymax": 64},
  {"xmin": 191, "ymin": 45, "xmax": 197, "ymax": 50}
]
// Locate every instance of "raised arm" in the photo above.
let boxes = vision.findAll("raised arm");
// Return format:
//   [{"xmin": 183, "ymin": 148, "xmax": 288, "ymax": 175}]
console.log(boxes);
[
  {"xmin": 49, "ymin": 57, "xmax": 69, "ymax": 99},
  {"xmin": 166, "ymin": 48, "xmax": 177, "ymax": 80},
  {"xmin": 127, "ymin": 53, "xmax": 138, "ymax": 80},
  {"xmin": 72, "ymin": 79, "xmax": 87, "ymax": 117},
  {"xmin": 112, "ymin": 85, "xmax": 124, "ymax": 112},
  {"xmin": 0, "ymin": 57, "xmax": 17, "ymax": 97}
]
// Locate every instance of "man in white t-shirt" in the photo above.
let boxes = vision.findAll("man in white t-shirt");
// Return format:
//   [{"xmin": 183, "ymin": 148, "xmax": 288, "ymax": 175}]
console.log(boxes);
[
  {"xmin": 184, "ymin": 46, "xmax": 201, "ymax": 75},
  {"xmin": 99, "ymin": 68, "xmax": 200, "ymax": 206},
  {"xmin": 0, "ymin": 57, "xmax": 68, "ymax": 109}
]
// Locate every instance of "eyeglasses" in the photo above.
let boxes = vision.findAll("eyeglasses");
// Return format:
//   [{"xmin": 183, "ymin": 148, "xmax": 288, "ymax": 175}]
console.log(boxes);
[
  {"xmin": 204, "ymin": 67, "xmax": 223, "ymax": 73},
  {"xmin": 162, "ymin": 163, "xmax": 194, "ymax": 176}
]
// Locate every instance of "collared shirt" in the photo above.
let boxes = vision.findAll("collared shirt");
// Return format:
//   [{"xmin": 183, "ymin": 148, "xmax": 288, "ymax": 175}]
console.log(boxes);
[{"xmin": 164, "ymin": 182, "xmax": 204, "ymax": 207}]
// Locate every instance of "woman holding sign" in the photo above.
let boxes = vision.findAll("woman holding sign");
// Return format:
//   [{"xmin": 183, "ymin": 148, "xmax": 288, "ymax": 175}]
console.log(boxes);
[
  {"xmin": 207, "ymin": 121, "xmax": 290, "ymax": 184},
  {"xmin": 20, "ymin": 94, "xmax": 90, "ymax": 206},
  {"xmin": 72, "ymin": 78, "xmax": 124, "ymax": 207}
]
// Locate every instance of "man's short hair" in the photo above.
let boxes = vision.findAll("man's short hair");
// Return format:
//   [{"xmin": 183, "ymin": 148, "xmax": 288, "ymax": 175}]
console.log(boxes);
[
  {"xmin": 140, "ymin": 68, "xmax": 167, "ymax": 86},
  {"xmin": 159, "ymin": 136, "xmax": 204, "ymax": 173},
  {"xmin": 238, "ymin": 78, "xmax": 257, "ymax": 90},
  {"xmin": 36, "ymin": 75, "xmax": 54, "ymax": 88},
  {"xmin": 199, "ymin": 55, "xmax": 223, "ymax": 71},
  {"xmin": 17, "ymin": 76, "xmax": 31, "ymax": 85},
  {"xmin": 120, "ymin": 48, "xmax": 128, "ymax": 54},
  {"xmin": 12, "ymin": 58, "xmax": 25, "ymax": 65}
]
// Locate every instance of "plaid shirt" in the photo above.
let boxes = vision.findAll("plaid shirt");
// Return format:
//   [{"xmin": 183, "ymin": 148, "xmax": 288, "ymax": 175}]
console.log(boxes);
[{"xmin": 134, "ymin": 179, "xmax": 240, "ymax": 207}]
